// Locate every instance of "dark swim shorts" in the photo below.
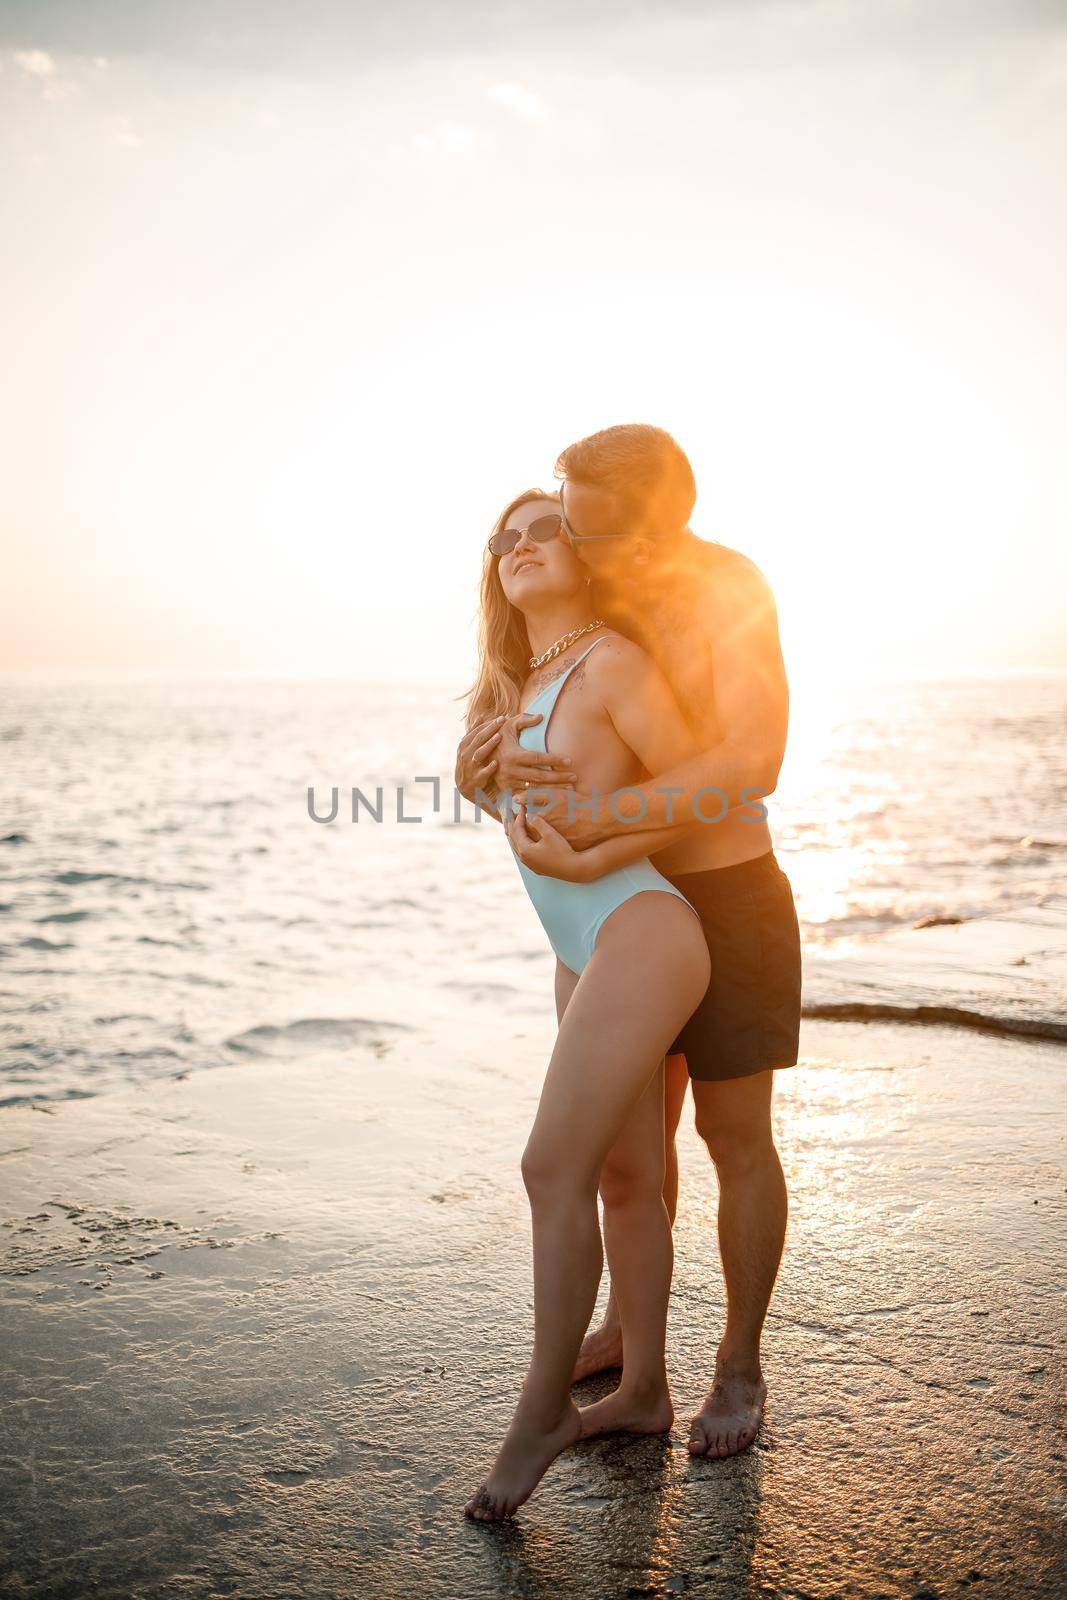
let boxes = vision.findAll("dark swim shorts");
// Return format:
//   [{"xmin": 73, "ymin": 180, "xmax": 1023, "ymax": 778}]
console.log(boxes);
[{"xmin": 663, "ymin": 851, "xmax": 802, "ymax": 1082}]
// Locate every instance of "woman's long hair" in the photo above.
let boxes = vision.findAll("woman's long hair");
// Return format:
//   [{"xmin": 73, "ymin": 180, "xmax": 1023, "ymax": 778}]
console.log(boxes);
[
  {"xmin": 462, "ymin": 488, "xmax": 555, "ymax": 732},
  {"xmin": 461, "ymin": 481, "xmax": 661, "ymax": 732}
]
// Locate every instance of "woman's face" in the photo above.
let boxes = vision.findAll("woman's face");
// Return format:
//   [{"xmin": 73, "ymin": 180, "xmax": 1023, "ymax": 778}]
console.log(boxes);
[{"xmin": 495, "ymin": 496, "xmax": 588, "ymax": 611}]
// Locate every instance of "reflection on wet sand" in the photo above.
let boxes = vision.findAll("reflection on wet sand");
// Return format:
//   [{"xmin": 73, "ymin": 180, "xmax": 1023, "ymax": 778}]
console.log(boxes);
[
  {"xmin": 0, "ymin": 1017, "xmax": 1063, "ymax": 1598},
  {"xmin": 473, "ymin": 1429, "xmax": 678, "ymax": 1596}
]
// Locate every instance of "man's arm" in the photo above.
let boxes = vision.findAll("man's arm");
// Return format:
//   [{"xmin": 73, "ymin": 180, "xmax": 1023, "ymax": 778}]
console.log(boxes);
[
  {"xmin": 508, "ymin": 634, "xmax": 704, "ymax": 871},
  {"xmin": 526, "ymin": 555, "xmax": 788, "ymax": 844},
  {"xmin": 608, "ymin": 554, "xmax": 788, "ymax": 832},
  {"xmin": 508, "ymin": 805, "xmax": 698, "ymax": 880}
]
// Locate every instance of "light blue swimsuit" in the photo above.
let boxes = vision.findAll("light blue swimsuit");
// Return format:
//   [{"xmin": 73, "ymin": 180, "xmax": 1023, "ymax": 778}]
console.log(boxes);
[{"xmin": 509, "ymin": 636, "xmax": 694, "ymax": 974}]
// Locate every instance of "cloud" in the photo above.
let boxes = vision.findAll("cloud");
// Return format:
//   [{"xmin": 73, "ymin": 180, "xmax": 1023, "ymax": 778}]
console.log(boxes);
[
  {"xmin": 1, "ymin": 3, "xmax": 1064, "ymax": 83},
  {"xmin": 412, "ymin": 122, "xmax": 478, "ymax": 159},
  {"xmin": 12, "ymin": 46, "xmax": 73, "ymax": 100},
  {"xmin": 14, "ymin": 48, "xmax": 55, "ymax": 78},
  {"xmin": 108, "ymin": 113, "xmax": 142, "ymax": 148},
  {"xmin": 487, "ymin": 81, "xmax": 546, "ymax": 121}
]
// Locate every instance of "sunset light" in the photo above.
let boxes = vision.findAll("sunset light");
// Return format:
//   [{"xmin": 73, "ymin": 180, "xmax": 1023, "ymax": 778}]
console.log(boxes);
[
  {"xmin": 2, "ymin": 6, "xmax": 1064, "ymax": 683},
  {"xmin": 2, "ymin": 6, "xmax": 1064, "ymax": 1596}
]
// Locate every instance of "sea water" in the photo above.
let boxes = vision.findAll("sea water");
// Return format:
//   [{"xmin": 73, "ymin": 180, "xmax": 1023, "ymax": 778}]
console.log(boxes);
[{"xmin": 1, "ymin": 673, "xmax": 1064, "ymax": 1103}]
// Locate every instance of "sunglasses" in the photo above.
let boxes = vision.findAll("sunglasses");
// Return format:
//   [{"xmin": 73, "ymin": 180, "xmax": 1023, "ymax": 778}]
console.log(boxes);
[
  {"xmin": 488, "ymin": 485, "xmax": 634, "ymax": 559},
  {"xmin": 487, "ymin": 513, "xmax": 564, "ymax": 558}
]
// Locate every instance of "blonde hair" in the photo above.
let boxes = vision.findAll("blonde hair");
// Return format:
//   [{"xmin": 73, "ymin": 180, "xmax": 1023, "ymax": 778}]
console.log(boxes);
[{"xmin": 463, "ymin": 488, "xmax": 553, "ymax": 731}]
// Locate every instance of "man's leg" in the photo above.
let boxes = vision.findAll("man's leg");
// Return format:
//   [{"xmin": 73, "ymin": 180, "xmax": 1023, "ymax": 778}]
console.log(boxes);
[
  {"xmin": 572, "ymin": 1053, "xmax": 689, "ymax": 1382},
  {"xmin": 661, "ymin": 1053, "xmax": 689, "ymax": 1225},
  {"xmin": 687, "ymin": 1067, "xmax": 787, "ymax": 1458}
]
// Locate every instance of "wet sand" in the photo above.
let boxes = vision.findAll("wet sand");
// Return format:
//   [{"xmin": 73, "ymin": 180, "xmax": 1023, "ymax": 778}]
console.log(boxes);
[
  {"xmin": 803, "ymin": 899, "xmax": 1067, "ymax": 1041},
  {"xmin": 1, "ymin": 1018, "xmax": 1064, "ymax": 1599}
]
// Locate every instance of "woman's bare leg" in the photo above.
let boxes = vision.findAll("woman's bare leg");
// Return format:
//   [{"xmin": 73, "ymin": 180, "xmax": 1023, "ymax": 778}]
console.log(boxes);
[
  {"xmin": 573, "ymin": 1053, "xmax": 690, "ymax": 1382},
  {"xmin": 576, "ymin": 1064, "xmax": 676, "ymax": 1439},
  {"xmin": 465, "ymin": 894, "xmax": 709, "ymax": 1521}
]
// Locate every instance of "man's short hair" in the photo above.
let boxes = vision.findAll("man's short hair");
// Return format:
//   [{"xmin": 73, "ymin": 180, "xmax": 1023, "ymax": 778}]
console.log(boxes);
[{"xmin": 555, "ymin": 423, "xmax": 696, "ymax": 541}]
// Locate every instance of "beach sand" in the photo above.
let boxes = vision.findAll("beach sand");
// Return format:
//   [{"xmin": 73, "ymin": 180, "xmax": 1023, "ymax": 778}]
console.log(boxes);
[{"xmin": 1, "ymin": 1016, "xmax": 1064, "ymax": 1600}]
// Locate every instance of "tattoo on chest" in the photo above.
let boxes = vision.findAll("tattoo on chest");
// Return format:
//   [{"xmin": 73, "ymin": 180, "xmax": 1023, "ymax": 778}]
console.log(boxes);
[{"xmin": 539, "ymin": 658, "xmax": 587, "ymax": 693}]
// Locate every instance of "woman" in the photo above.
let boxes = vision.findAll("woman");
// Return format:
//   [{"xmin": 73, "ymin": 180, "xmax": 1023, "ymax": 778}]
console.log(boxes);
[{"xmin": 463, "ymin": 489, "xmax": 709, "ymax": 1521}]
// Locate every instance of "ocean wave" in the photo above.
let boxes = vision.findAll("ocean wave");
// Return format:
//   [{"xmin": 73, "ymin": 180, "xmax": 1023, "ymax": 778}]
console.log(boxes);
[
  {"xmin": 2, "ymin": 673, "xmax": 1063, "ymax": 1103},
  {"xmin": 804, "ymin": 906, "xmax": 936, "ymax": 938},
  {"xmin": 225, "ymin": 1016, "xmax": 413, "ymax": 1058},
  {"xmin": 52, "ymin": 870, "xmax": 207, "ymax": 890},
  {"xmin": 802, "ymin": 998, "xmax": 1067, "ymax": 1044},
  {"xmin": 448, "ymin": 980, "xmax": 523, "ymax": 1002},
  {"xmin": 110, "ymin": 1048, "xmax": 183, "ymax": 1062},
  {"xmin": 992, "ymin": 834, "xmax": 1067, "ymax": 853}
]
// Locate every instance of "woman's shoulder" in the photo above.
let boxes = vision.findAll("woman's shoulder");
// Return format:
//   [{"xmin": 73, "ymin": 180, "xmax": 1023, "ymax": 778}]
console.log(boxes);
[
  {"xmin": 590, "ymin": 627, "xmax": 646, "ymax": 661},
  {"xmin": 587, "ymin": 629, "xmax": 659, "ymax": 686}
]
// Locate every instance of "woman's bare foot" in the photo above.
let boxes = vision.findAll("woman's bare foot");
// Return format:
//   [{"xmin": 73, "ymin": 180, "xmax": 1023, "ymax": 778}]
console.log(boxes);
[
  {"xmin": 687, "ymin": 1356, "xmax": 766, "ymax": 1459},
  {"xmin": 579, "ymin": 1376, "xmax": 673, "ymax": 1441},
  {"xmin": 571, "ymin": 1319, "xmax": 624, "ymax": 1383},
  {"xmin": 465, "ymin": 1399, "xmax": 582, "ymax": 1523}
]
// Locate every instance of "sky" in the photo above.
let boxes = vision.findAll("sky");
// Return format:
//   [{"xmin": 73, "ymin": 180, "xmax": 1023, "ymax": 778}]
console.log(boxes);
[{"xmin": 2, "ymin": 0, "xmax": 1065, "ymax": 687}]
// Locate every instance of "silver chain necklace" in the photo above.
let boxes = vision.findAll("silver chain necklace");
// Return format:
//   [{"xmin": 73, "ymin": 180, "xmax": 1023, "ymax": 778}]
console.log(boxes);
[{"xmin": 528, "ymin": 618, "xmax": 605, "ymax": 671}]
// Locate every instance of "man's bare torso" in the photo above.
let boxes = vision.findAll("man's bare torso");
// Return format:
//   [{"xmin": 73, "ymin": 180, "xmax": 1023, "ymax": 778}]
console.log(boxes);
[{"xmin": 603, "ymin": 535, "xmax": 776, "ymax": 874}]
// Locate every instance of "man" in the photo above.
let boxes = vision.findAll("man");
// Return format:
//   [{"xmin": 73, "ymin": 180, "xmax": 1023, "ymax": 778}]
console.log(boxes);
[{"xmin": 454, "ymin": 423, "xmax": 800, "ymax": 1460}]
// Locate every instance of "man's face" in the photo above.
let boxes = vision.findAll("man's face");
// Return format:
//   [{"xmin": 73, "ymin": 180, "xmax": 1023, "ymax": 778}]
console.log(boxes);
[{"xmin": 560, "ymin": 479, "xmax": 643, "ymax": 579}]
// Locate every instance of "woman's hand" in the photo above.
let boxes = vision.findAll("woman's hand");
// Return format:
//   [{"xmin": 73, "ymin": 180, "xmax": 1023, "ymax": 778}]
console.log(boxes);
[
  {"xmin": 454, "ymin": 714, "xmax": 506, "ymax": 802},
  {"xmin": 495, "ymin": 714, "xmax": 578, "ymax": 794},
  {"xmin": 505, "ymin": 800, "xmax": 588, "ymax": 882},
  {"xmin": 455, "ymin": 713, "xmax": 577, "ymax": 803}
]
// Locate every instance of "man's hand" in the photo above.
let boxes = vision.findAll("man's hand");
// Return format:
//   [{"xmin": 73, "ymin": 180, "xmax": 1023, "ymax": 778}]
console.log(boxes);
[{"xmin": 515, "ymin": 785, "xmax": 608, "ymax": 849}]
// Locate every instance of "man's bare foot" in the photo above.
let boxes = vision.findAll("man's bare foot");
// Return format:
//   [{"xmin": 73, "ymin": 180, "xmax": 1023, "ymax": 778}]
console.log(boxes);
[
  {"xmin": 571, "ymin": 1321, "xmax": 623, "ymax": 1384},
  {"xmin": 579, "ymin": 1377, "xmax": 674, "ymax": 1441},
  {"xmin": 688, "ymin": 1358, "xmax": 766, "ymax": 1459},
  {"xmin": 465, "ymin": 1400, "xmax": 582, "ymax": 1523}
]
